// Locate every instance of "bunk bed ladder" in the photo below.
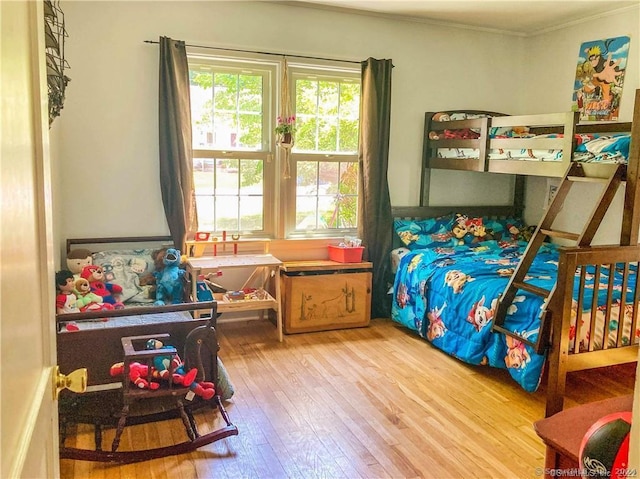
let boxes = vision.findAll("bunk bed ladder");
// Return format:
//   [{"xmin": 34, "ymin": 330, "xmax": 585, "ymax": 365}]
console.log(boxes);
[{"xmin": 493, "ymin": 162, "xmax": 625, "ymax": 354}]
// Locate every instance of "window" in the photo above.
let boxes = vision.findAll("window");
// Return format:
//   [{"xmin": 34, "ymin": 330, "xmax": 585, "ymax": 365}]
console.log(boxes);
[
  {"xmin": 189, "ymin": 55, "xmax": 361, "ymax": 239},
  {"xmin": 287, "ymin": 69, "xmax": 361, "ymax": 236},
  {"xmin": 189, "ymin": 59, "xmax": 275, "ymax": 236}
]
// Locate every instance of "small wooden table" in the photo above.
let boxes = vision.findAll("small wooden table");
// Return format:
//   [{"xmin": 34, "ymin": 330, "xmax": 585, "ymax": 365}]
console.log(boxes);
[
  {"xmin": 186, "ymin": 254, "xmax": 284, "ymax": 341},
  {"xmin": 533, "ymin": 395, "xmax": 633, "ymax": 478}
]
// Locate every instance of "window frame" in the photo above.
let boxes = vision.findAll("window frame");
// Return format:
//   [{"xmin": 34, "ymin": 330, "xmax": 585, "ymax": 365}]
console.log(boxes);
[
  {"xmin": 283, "ymin": 65, "xmax": 362, "ymax": 239},
  {"xmin": 188, "ymin": 54, "xmax": 278, "ymax": 238},
  {"xmin": 187, "ymin": 52, "xmax": 362, "ymax": 240}
]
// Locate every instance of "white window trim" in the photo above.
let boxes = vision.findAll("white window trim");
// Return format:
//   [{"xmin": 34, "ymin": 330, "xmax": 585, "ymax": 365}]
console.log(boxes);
[
  {"xmin": 187, "ymin": 51, "xmax": 361, "ymax": 240},
  {"xmin": 282, "ymin": 64, "xmax": 361, "ymax": 239}
]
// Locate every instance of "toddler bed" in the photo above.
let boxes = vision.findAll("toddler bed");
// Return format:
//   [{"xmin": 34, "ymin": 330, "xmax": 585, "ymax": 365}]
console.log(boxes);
[
  {"xmin": 390, "ymin": 206, "xmax": 640, "ymax": 417},
  {"xmin": 57, "ymin": 236, "xmax": 219, "ymax": 388},
  {"xmin": 57, "ymin": 237, "xmax": 240, "ymax": 461}
]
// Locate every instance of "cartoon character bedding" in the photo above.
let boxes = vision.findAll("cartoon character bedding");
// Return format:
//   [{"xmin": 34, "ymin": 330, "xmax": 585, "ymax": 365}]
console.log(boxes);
[
  {"xmin": 434, "ymin": 132, "xmax": 630, "ymax": 163},
  {"xmin": 390, "ymin": 214, "xmax": 639, "ymax": 392}
]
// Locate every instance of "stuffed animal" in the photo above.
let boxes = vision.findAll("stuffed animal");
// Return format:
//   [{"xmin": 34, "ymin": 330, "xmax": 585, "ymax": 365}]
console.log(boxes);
[
  {"xmin": 80, "ymin": 264, "xmax": 124, "ymax": 308},
  {"xmin": 55, "ymin": 270, "xmax": 80, "ymax": 314},
  {"xmin": 110, "ymin": 361, "xmax": 160, "ymax": 390},
  {"xmin": 137, "ymin": 247, "xmax": 168, "ymax": 300},
  {"xmin": 153, "ymin": 248, "xmax": 185, "ymax": 306},
  {"xmin": 74, "ymin": 278, "xmax": 114, "ymax": 312},
  {"xmin": 451, "ymin": 214, "xmax": 469, "ymax": 245},
  {"xmin": 66, "ymin": 248, "xmax": 93, "ymax": 279},
  {"xmin": 146, "ymin": 338, "xmax": 215, "ymax": 400}
]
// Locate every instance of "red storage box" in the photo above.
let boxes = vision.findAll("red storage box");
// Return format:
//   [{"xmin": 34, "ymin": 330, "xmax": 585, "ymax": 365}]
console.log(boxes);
[{"xmin": 328, "ymin": 245, "xmax": 364, "ymax": 263}]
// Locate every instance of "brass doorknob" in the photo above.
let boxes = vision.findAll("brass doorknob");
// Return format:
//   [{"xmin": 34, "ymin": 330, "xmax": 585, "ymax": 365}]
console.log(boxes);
[{"xmin": 53, "ymin": 366, "xmax": 87, "ymax": 399}]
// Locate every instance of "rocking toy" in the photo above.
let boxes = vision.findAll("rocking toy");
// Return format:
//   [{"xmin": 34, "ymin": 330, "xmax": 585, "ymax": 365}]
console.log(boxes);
[{"xmin": 58, "ymin": 314, "xmax": 238, "ymax": 463}]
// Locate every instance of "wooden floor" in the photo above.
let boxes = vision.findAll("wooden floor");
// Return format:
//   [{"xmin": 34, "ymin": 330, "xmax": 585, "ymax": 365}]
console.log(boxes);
[{"xmin": 60, "ymin": 318, "xmax": 637, "ymax": 479}]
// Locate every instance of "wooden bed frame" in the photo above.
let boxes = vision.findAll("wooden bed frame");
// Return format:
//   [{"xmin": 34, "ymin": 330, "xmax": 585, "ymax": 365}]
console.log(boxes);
[
  {"xmin": 395, "ymin": 88, "xmax": 640, "ymax": 417},
  {"xmin": 57, "ymin": 236, "xmax": 215, "ymax": 388},
  {"xmin": 56, "ymin": 236, "xmax": 240, "ymax": 461},
  {"xmin": 57, "ymin": 302, "xmax": 217, "ymax": 388},
  {"xmin": 421, "ymin": 106, "xmax": 633, "ymax": 206}
]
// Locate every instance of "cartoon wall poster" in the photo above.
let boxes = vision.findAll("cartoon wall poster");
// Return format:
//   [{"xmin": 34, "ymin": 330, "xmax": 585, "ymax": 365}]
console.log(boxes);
[{"xmin": 572, "ymin": 36, "xmax": 630, "ymax": 121}]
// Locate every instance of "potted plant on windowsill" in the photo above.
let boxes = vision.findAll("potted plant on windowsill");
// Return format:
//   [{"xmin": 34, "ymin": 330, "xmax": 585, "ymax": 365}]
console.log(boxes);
[{"xmin": 275, "ymin": 115, "xmax": 295, "ymax": 148}]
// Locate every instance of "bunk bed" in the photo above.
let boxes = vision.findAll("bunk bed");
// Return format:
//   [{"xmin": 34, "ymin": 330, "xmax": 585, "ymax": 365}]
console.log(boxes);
[
  {"xmin": 392, "ymin": 89, "xmax": 640, "ymax": 417},
  {"xmin": 423, "ymin": 109, "xmax": 632, "ymax": 180}
]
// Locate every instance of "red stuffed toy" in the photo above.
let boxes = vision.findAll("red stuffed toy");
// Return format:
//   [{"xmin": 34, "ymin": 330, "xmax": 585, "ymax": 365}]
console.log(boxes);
[
  {"xmin": 110, "ymin": 361, "xmax": 160, "ymax": 390},
  {"xmin": 146, "ymin": 338, "xmax": 215, "ymax": 400},
  {"xmin": 80, "ymin": 265, "xmax": 124, "ymax": 308}
]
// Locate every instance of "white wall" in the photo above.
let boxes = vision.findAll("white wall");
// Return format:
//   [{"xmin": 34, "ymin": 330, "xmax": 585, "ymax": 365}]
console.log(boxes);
[
  {"xmin": 522, "ymin": 6, "xmax": 640, "ymax": 235},
  {"xmin": 57, "ymin": 0, "xmax": 524, "ymax": 248},
  {"xmin": 56, "ymin": 1, "xmax": 639, "ymax": 243}
]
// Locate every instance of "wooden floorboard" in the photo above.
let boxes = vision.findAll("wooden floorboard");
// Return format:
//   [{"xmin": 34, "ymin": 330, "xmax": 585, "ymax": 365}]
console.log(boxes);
[{"xmin": 60, "ymin": 318, "xmax": 636, "ymax": 479}]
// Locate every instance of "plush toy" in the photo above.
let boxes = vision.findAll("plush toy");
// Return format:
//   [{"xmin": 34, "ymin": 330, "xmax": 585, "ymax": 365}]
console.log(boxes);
[
  {"xmin": 110, "ymin": 361, "xmax": 160, "ymax": 390},
  {"xmin": 80, "ymin": 264, "xmax": 125, "ymax": 308},
  {"xmin": 66, "ymin": 248, "xmax": 93, "ymax": 279},
  {"xmin": 153, "ymin": 248, "xmax": 186, "ymax": 306},
  {"xmin": 467, "ymin": 217, "xmax": 493, "ymax": 243},
  {"xmin": 451, "ymin": 214, "xmax": 469, "ymax": 245},
  {"xmin": 137, "ymin": 247, "xmax": 168, "ymax": 300},
  {"xmin": 145, "ymin": 338, "xmax": 215, "ymax": 400},
  {"xmin": 74, "ymin": 278, "xmax": 114, "ymax": 312},
  {"xmin": 432, "ymin": 112, "xmax": 451, "ymax": 122},
  {"xmin": 55, "ymin": 270, "xmax": 80, "ymax": 314}
]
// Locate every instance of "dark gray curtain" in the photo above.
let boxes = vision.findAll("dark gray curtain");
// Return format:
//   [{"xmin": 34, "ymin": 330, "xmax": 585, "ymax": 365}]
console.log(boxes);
[
  {"xmin": 159, "ymin": 36, "xmax": 197, "ymax": 250},
  {"xmin": 358, "ymin": 58, "xmax": 393, "ymax": 319}
]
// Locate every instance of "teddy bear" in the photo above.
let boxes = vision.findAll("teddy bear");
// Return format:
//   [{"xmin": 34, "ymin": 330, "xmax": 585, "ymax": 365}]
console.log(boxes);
[
  {"xmin": 153, "ymin": 248, "xmax": 185, "ymax": 306},
  {"xmin": 66, "ymin": 248, "xmax": 93, "ymax": 279},
  {"xmin": 74, "ymin": 278, "xmax": 114, "ymax": 312},
  {"xmin": 80, "ymin": 264, "xmax": 125, "ymax": 308},
  {"xmin": 55, "ymin": 270, "xmax": 80, "ymax": 314},
  {"xmin": 110, "ymin": 361, "xmax": 160, "ymax": 390}
]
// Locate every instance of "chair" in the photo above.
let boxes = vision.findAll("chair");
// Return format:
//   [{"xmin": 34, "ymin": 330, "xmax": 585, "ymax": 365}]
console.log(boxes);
[{"xmin": 61, "ymin": 316, "xmax": 238, "ymax": 463}]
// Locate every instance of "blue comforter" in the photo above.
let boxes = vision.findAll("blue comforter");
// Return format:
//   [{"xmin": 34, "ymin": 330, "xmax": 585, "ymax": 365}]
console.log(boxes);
[
  {"xmin": 391, "ymin": 239, "xmax": 638, "ymax": 392},
  {"xmin": 391, "ymin": 240, "xmax": 558, "ymax": 392}
]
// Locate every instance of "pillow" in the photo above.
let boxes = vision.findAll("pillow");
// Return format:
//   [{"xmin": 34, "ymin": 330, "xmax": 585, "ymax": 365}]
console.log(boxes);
[
  {"xmin": 483, "ymin": 217, "xmax": 528, "ymax": 241},
  {"xmin": 450, "ymin": 214, "xmax": 528, "ymax": 245},
  {"xmin": 91, "ymin": 249, "xmax": 157, "ymax": 303},
  {"xmin": 217, "ymin": 358, "xmax": 235, "ymax": 401},
  {"xmin": 575, "ymin": 133, "xmax": 630, "ymax": 158},
  {"xmin": 393, "ymin": 214, "xmax": 454, "ymax": 250},
  {"xmin": 390, "ymin": 247, "xmax": 410, "ymax": 274}
]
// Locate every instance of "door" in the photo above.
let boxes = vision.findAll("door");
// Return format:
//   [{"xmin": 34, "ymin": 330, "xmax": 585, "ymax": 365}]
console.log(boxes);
[{"xmin": 1, "ymin": 1, "xmax": 59, "ymax": 478}]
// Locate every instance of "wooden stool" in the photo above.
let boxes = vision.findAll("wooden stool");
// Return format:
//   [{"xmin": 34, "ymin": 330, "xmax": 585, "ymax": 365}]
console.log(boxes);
[{"xmin": 533, "ymin": 395, "xmax": 633, "ymax": 478}]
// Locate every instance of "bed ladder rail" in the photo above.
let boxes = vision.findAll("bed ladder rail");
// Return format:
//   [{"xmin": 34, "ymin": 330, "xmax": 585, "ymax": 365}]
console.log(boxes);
[{"xmin": 493, "ymin": 162, "xmax": 625, "ymax": 354}]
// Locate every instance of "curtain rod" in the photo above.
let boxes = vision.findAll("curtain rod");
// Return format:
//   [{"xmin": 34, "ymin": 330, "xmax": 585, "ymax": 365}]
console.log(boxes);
[{"xmin": 143, "ymin": 40, "xmax": 362, "ymax": 65}]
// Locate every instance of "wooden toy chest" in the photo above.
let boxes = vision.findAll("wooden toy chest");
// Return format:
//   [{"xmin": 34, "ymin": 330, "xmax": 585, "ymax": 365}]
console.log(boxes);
[{"xmin": 280, "ymin": 260, "xmax": 372, "ymax": 334}]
